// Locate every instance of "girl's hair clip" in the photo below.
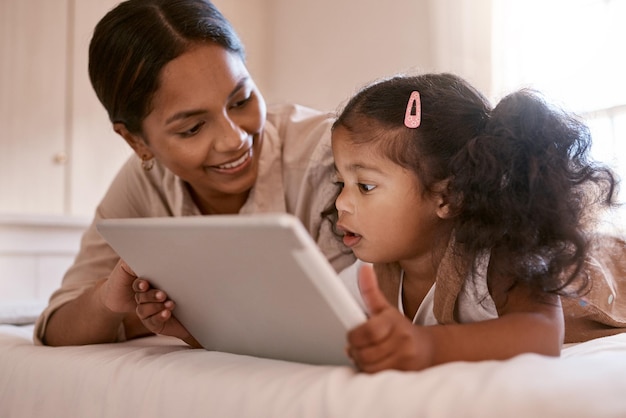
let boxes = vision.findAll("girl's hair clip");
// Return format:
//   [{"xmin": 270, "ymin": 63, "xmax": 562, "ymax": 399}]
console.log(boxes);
[{"xmin": 404, "ymin": 91, "xmax": 421, "ymax": 128}]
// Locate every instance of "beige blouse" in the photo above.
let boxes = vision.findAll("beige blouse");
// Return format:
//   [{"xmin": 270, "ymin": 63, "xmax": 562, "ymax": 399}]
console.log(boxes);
[{"xmin": 34, "ymin": 103, "xmax": 355, "ymax": 344}]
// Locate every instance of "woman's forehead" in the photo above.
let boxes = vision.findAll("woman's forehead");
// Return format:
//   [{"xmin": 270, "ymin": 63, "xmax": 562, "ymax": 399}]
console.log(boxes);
[
  {"xmin": 149, "ymin": 44, "xmax": 251, "ymax": 116},
  {"xmin": 158, "ymin": 44, "xmax": 248, "ymax": 92}
]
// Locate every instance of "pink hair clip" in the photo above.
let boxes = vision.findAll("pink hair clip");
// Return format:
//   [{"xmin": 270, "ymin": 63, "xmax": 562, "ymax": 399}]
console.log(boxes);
[{"xmin": 404, "ymin": 91, "xmax": 421, "ymax": 128}]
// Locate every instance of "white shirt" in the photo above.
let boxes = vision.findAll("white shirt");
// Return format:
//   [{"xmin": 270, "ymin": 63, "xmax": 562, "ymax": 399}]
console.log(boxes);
[{"xmin": 340, "ymin": 258, "xmax": 498, "ymax": 325}]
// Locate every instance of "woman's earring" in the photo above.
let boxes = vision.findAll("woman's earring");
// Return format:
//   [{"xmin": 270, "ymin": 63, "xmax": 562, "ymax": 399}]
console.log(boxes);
[{"xmin": 141, "ymin": 155, "xmax": 154, "ymax": 171}]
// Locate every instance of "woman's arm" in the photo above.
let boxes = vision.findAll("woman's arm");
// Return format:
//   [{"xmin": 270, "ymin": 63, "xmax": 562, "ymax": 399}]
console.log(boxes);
[
  {"xmin": 38, "ymin": 155, "xmax": 210, "ymax": 346},
  {"xmin": 43, "ymin": 260, "xmax": 150, "ymax": 346}
]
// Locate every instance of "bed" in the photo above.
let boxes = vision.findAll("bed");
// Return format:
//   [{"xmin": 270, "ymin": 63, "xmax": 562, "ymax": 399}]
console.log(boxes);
[
  {"xmin": 2, "ymin": 216, "xmax": 626, "ymax": 417},
  {"xmin": 1, "ymin": 323, "xmax": 626, "ymax": 417}
]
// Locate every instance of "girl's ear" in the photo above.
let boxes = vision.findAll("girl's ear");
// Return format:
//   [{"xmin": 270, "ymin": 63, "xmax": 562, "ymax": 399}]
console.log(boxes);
[
  {"xmin": 437, "ymin": 200, "xmax": 454, "ymax": 219},
  {"xmin": 113, "ymin": 122, "xmax": 153, "ymax": 160},
  {"xmin": 433, "ymin": 178, "xmax": 454, "ymax": 220}
]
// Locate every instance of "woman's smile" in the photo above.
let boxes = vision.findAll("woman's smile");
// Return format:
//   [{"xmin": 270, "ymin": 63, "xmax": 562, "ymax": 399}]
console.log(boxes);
[{"xmin": 209, "ymin": 147, "xmax": 253, "ymax": 174}]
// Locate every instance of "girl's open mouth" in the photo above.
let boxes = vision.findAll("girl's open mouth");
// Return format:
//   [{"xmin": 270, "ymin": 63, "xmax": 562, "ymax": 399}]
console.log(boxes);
[{"xmin": 342, "ymin": 230, "xmax": 362, "ymax": 248}]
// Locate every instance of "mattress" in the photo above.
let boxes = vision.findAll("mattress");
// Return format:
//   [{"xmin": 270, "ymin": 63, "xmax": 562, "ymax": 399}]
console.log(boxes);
[{"xmin": 1, "ymin": 323, "xmax": 626, "ymax": 418}]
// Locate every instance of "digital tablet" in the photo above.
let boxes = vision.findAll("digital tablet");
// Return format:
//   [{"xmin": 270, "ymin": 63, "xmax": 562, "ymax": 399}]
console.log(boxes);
[{"xmin": 96, "ymin": 213, "xmax": 366, "ymax": 366}]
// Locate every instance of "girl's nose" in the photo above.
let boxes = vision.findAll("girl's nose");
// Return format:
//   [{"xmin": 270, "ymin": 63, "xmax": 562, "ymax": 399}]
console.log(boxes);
[{"xmin": 335, "ymin": 187, "xmax": 353, "ymax": 214}]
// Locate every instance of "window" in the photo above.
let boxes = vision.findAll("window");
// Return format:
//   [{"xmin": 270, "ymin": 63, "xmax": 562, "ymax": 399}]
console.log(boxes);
[{"xmin": 492, "ymin": 0, "xmax": 626, "ymax": 226}]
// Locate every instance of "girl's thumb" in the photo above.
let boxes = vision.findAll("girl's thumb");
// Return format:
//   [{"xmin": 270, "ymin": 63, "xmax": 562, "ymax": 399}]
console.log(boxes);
[{"xmin": 357, "ymin": 264, "xmax": 390, "ymax": 315}]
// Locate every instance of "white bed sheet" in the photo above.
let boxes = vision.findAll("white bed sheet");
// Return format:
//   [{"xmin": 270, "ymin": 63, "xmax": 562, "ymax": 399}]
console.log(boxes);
[{"xmin": 1, "ymin": 324, "xmax": 626, "ymax": 418}]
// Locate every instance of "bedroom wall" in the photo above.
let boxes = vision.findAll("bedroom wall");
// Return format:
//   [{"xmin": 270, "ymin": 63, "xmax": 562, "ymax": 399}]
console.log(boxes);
[
  {"xmin": 0, "ymin": 0, "xmax": 131, "ymax": 219},
  {"xmin": 213, "ymin": 0, "xmax": 492, "ymax": 112},
  {"xmin": 0, "ymin": 0, "xmax": 492, "ymax": 219}
]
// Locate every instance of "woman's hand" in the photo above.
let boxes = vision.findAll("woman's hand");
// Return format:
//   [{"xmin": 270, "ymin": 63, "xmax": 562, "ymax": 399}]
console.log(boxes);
[
  {"xmin": 347, "ymin": 264, "xmax": 434, "ymax": 373},
  {"xmin": 133, "ymin": 278, "xmax": 202, "ymax": 348},
  {"xmin": 99, "ymin": 259, "xmax": 141, "ymax": 314},
  {"xmin": 44, "ymin": 259, "xmax": 141, "ymax": 346}
]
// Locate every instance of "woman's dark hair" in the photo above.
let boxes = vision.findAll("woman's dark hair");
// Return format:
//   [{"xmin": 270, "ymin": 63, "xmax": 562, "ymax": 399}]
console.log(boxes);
[
  {"xmin": 89, "ymin": 0, "xmax": 245, "ymax": 134},
  {"xmin": 331, "ymin": 73, "xmax": 619, "ymax": 296}
]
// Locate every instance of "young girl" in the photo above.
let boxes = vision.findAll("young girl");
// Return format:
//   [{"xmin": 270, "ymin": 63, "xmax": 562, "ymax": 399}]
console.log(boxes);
[{"xmin": 331, "ymin": 73, "xmax": 625, "ymax": 373}]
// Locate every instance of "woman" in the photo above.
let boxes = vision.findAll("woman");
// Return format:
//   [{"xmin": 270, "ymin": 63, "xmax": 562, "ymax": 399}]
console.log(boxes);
[{"xmin": 35, "ymin": 0, "xmax": 355, "ymax": 347}]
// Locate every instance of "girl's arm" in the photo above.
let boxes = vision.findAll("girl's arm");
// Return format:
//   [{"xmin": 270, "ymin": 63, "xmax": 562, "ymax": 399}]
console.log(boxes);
[{"xmin": 346, "ymin": 264, "xmax": 563, "ymax": 373}]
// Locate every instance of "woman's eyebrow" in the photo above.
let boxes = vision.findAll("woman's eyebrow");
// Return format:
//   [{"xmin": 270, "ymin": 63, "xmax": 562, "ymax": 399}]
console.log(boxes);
[
  {"xmin": 165, "ymin": 109, "xmax": 206, "ymax": 125},
  {"xmin": 227, "ymin": 77, "xmax": 250, "ymax": 100}
]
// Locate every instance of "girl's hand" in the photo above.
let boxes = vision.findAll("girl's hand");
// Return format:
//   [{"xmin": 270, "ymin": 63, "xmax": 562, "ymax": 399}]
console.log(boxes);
[
  {"xmin": 347, "ymin": 264, "xmax": 434, "ymax": 373},
  {"xmin": 133, "ymin": 278, "xmax": 202, "ymax": 348}
]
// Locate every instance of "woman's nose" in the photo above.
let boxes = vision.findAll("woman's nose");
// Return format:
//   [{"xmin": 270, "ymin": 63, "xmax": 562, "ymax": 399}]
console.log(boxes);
[{"xmin": 213, "ymin": 116, "xmax": 247, "ymax": 152}]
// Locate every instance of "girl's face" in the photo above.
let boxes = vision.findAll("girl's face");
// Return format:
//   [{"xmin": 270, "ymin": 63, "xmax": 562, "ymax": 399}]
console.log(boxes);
[
  {"xmin": 332, "ymin": 126, "xmax": 447, "ymax": 265},
  {"xmin": 122, "ymin": 43, "xmax": 266, "ymax": 213}
]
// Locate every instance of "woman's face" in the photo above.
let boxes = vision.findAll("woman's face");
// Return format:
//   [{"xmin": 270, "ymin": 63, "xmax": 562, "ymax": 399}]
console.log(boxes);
[{"xmin": 131, "ymin": 44, "xmax": 266, "ymax": 212}]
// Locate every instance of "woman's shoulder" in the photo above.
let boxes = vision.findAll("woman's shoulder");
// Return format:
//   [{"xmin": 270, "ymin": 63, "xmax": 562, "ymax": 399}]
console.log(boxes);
[
  {"xmin": 265, "ymin": 103, "xmax": 335, "ymax": 142},
  {"xmin": 266, "ymin": 102, "xmax": 333, "ymax": 122},
  {"xmin": 98, "ymin": 154, "xmax": 194, "ymax": 218}
]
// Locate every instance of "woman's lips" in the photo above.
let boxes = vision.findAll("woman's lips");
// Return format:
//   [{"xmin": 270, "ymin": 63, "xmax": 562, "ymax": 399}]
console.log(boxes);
[{"xmin": 210, "ymin": 148, "xmax": 252, "ymax": 174}]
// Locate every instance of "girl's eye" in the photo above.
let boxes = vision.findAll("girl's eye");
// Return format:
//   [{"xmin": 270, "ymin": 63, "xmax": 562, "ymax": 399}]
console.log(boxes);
[
  {"xmin": 179, "ymin": 121, "xmax": 205, "ymax": 138},
  {"xmin": 358, "ymin": 183, "xmax": 376, "ymax": 193},
  {"xmin": 334, "ymin": 181, "xmax": 345, "ymax": 189}
]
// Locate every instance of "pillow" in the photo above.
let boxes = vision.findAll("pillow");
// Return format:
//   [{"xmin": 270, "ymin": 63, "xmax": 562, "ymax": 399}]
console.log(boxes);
[{"xmin": 0, "ymin": 300, "xmax": 47, "ymax": 325}]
